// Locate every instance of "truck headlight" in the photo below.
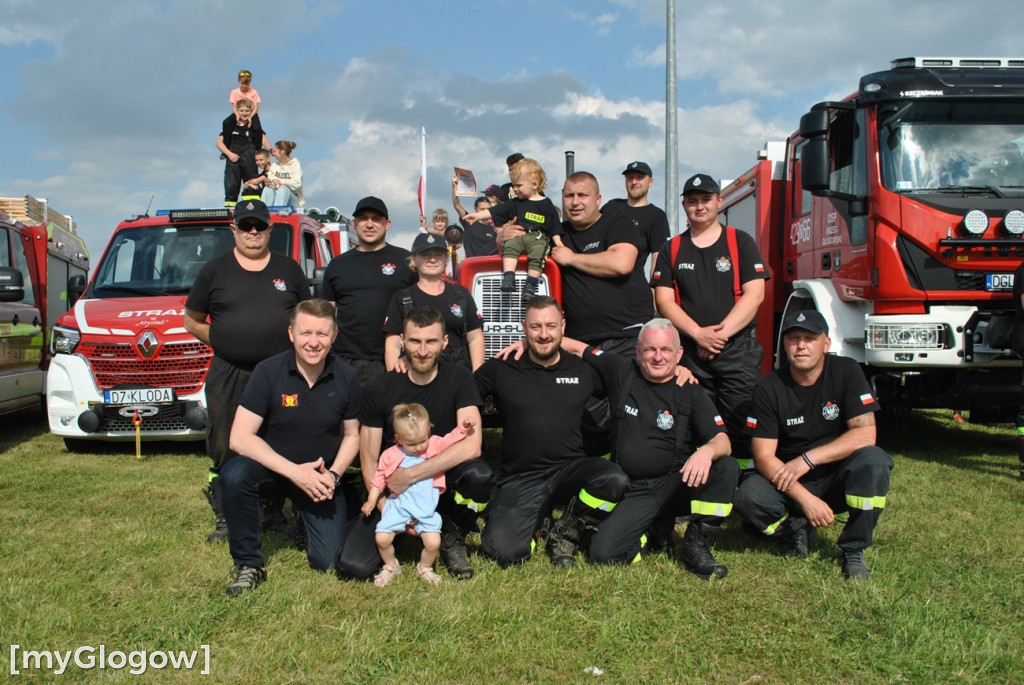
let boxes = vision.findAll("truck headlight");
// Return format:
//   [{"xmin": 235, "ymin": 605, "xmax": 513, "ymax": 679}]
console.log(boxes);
[
  {"xmin": 51, "ymin": 325, "xmax": 82, "ymax": 354},
  {"xmin": 963, "ymin": 209, "xmax": 988, "ymax": 236},
  {"xmin": 866, "ymin": 323, "xmax": 948, "ymax": 350}
]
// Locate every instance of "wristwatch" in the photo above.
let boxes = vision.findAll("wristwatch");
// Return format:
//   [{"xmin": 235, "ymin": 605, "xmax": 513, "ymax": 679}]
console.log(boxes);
[{"xmin": 331, "ymin": 471, "xmax": 342, "ymax": 486}]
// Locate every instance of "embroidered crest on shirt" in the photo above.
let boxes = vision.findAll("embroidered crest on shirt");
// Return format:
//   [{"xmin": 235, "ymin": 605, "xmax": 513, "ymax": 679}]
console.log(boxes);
[
  {"xmin": 715, "ymin": 256, "xmax": 732, "ymax": 273},
  {"xmin": 656, "ymin": 411, "xmax": 675, "ymax": 431},
  {"xmin": 821, "ymin": 401, "xmax": 840, "ymax": 421},
  {"xmin": 381, "ymin": 263, "xmax": 396, "ymax": 276},
  {"xmin": 281, "ymin": 394, "xmax": 299, "ymax": 407},
  {"xmin": 272, "ymin": 278, "xmax": 287, "ymax": 291},
  {"xmin": 450, "ymin": 303, "xmax": 464, "ymax": 318}
]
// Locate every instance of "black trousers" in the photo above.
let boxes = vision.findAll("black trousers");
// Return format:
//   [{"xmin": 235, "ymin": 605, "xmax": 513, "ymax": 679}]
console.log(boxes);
[
  {"xmin": 734, "ymin": 446, "xmax": 893, "ymax": 552},
  {"xmin": 681, "ymin": 330, "xmax": 763, "ymax": 466},
  {"xmin": 204, "ymin": 356, "xmax": 253, "ymax": 471},
  {"xmin": 481, "ymin": 458, "xmax": 629, "ymax": 567},
  {"xmin": 589, "ymin": 457, "xmax": 739, "ymax": 564}
]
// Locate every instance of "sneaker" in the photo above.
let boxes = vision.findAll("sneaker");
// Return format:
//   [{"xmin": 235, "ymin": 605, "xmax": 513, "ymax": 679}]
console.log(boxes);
[
  {"xmin": 547, "ymin": 514, "xmax": 586, "ymax": 567},
  {"xmin": 225, "ymin": 565, "xmax": 266, "ymax": 596},
  {"xmin": 521, "ymin": 281, "xmax": 538, "ymax": 305},
  {"xmin": 781, "ymin": 522, "xmax": 814, "ymax": 559},
  {"xmin": 440, "ymin": 521, "xmax": 474, "ymax": 579},
  {"xmin": 841, "ymin": 550, "xmax": 871, "ymax": 580},
  {"xmin": 500, "ymin": 272, "xmax": 516, "ymax": 292},
  {"xmin": 372, "ymin": 563, "xmax": 401, "ymax": 587},
  {"xmin": 416, "ymin": 564, "xmax": 442, "ymax": 585},
  {"xmin": 680, "ymin": 522, "xmax": 727, "ymax": 580}
]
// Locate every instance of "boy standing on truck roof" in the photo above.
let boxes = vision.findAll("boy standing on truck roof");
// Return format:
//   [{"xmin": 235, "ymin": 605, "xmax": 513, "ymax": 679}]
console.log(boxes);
[{"xmin": 216, "ymin": 99, "xmax": 270, "ymax": 208}]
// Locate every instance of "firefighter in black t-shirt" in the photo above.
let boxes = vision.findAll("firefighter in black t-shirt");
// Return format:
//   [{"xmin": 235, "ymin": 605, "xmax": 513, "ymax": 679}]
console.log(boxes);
[
  {"xmin": 336, "ymin": 307, "xmax": 494, "ymax": 581},
  {"xmin": 184, "ymin": 200, "xmax": 310, "ymax": 544},
  {"xmin": 651, "ymin": 173, "xmax": 770, "ymax": 472},
  {"xmin": 476, "ymin": 297, "xmax": 629, "ymax": 567},
  {"xmin": 735, "ymin": 310, "xmax": 894, "ymax": 580},
  {"xmin": 565, "ymin": 318, "xmax": 738, "ymax": 579},
  {"xmin": 321, "ymin": 197, "xmax": 417, "ymax": 386},
  {"xmin": 601, "ymin": 160, "xmax": 671, "ymax": 280}
]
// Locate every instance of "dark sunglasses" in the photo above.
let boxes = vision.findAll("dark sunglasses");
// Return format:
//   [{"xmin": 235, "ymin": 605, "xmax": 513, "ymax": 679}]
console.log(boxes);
[{"xmin": 236, "ymin": 221, "xmax": 270, "ymax": 233}]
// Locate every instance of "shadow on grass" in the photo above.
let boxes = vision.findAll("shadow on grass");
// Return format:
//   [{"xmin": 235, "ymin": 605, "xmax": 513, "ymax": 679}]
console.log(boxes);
[
  {"xmin": 877, "ymin": 410, "xmax": 1018, "ymax": 480},
  {"xmin": 0, "ymin": 405, "xmax": 49, "ymax": 451}
]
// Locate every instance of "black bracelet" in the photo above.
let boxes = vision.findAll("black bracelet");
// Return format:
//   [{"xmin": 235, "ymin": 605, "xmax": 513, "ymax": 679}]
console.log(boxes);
[
  {"xmin": 801, "ymin": 452, "xmax": 815, "ymax": 469},
  {"xmin": 331, "ymin": 471, "xmax": 342, "ymax": 486}
]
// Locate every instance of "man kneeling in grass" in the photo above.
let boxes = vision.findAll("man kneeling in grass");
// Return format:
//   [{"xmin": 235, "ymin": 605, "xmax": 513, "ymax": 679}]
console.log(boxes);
[
  {"xmin": 220, "ymin": 299, "xmax": 361, "ymax": 596},
  {"xmin": 734, "ymin": 310, "xmax": 893, "ymax": 580}
]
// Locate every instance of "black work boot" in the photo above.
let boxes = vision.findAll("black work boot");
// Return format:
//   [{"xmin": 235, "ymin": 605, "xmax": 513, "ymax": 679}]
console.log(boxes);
[
  {"xmin": 779, "ymin": 517, "xmax": 814, "ymax": 559},
  {"xmin": 547, "ymin": 497, "xmax": 592, "ymax": 567},
  {"xmin": 259, "ymin": 489, "xmax": 294, "ymax": 538},
  {"xmin": 680, "ymin": 522, "xmax": 728, "ymax": 579},
  {"xmin": 440, "ymin": 518, "xmax": 474, "ymax": 579},
  {"xmin": 840, "ymin": 549, "xmax": 872, "ymax": 580},
  {"xmin": 203, "ymin": 476, "xmax": 228, "ymax": 544},
  {"xmin": 646, "ymin": 513, "xmax": 676, "ymax": 555}
]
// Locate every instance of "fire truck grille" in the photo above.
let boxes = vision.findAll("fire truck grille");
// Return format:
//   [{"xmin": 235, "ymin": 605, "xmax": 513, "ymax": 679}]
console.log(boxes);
[
  {"xmin": 954, "ymin": 272, "xmax": 987, "ymax": 290},
  {"xmin": 474, "ymin": 273, "xmax": 533, "ymax": 359},
  {"xmin": 80, "ymin": 341, "xmax": 212, "ymax": 394},
  {"xmin": 98, "ymin": 404, "xmax": 192, "ymax": 434}
]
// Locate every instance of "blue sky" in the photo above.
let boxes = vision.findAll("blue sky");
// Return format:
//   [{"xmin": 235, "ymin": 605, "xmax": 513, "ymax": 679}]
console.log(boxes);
[{"xmin": 1, "ymin": 0, "xmax": 1022, "ymax": 259}]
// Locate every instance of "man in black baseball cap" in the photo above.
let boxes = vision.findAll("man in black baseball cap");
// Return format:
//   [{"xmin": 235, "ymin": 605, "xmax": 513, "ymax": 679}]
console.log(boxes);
[
  {"xmin": 232, "ymin": 199, "xmax": 271, "ymax": 228},
  {"xmin": 601, "ymin": 161, "xmax": 670, "ymax": 279},
  {"xmin": 735, "ymin": 305, "xmax": 893, "ymax": 581},
  {"xmin": 651, "ymin": 169, "xmax": 770, "ymax": 477},
  {"xmin": 321, "ymin": 195, "xmax": 415, "ymax": 387},
  {"xmin": 681, "ymin": 172, "xmax": 721, "ymax": 196},
  {"xmin": 780, "ymin": 309, "xmax": 829, "ymax": 337}
]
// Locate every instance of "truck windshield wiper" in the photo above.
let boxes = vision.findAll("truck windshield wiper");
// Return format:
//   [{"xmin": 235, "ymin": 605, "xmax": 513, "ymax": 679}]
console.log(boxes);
[{"xmin": 915, "ymin": 185, "xmax": 1005, "ymax": 198}]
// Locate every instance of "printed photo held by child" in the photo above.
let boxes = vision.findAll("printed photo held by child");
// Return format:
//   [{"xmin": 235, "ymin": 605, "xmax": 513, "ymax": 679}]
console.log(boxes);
[
  {"xmin": 462, "ymin": 158, "xmax": 562, "ymax": 304},
  {"xmin": 361, "ymin": 403, "xmax": 473, "ymax": 586}
]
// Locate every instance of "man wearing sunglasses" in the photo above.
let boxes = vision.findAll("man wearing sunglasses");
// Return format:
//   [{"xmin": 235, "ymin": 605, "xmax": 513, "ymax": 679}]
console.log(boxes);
[{"xmin": 185, "ymin": 200, "xmax": 311, "ymax": 544}]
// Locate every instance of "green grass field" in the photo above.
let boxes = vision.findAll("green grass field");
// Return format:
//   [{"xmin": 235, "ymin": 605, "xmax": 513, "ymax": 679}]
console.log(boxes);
[{"xmin": 2, "ymin": 407, "xmax": 1023, "ymax": 683}]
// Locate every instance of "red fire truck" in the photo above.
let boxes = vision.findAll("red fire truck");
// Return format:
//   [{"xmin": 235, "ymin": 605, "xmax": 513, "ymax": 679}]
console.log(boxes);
[
  {"xmin": 0, "ymin": 197, "xmax": 89, "ymax": 415},
  {"xmin": 718, "ymin": 57, "xmax": 1024, "ymax": 417},
  {"xmin": 46, "ymin": 206, "xmax": 340, "ymax": 450}
]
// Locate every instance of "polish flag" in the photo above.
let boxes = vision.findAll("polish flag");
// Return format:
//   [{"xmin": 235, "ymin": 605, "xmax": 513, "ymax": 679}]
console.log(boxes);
[
  {"xmin": 417, "ymin": 127, "xmax": 427, "ymax": 220},
  {"xmin": 746, "ymin": 416, "xmax": 757, "ymax": 429},
  {"xmin": 860, "ymin": 393, "xmax": 874, "ymax": 405}
]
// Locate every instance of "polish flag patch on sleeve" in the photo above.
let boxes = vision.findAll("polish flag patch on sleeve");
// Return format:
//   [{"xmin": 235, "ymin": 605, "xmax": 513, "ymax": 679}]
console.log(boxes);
[
  {"xmin": 754, "ymin": 263, "xmax": 765, "ymax": 273},
  {"xmin": 860, "ymin": 393, "xmax": 874, "ymax": 405},
  {"xmin": 714, "ymin": 415, "xmax": 725, "ymax": 426},
  {"xmin": 745, "ymin": 416, "xmax": 757, "ymax": 429}
]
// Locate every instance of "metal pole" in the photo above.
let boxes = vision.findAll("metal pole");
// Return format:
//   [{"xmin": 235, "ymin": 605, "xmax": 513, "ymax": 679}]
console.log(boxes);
[
  {"xmin": 665, "ymin": 0, "xmax": 679, "ymax": 236},
  {"xmin": 565, "ymin": 150, "xmax": 575, "ymax": 178}
]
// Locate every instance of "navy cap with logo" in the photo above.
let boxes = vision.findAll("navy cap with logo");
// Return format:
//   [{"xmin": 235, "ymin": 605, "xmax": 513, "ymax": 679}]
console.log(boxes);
[
  {"xmin": 411, "ymin": 232, "xmax": 447, "ymax": 255},
  {"xmin": 681, "ymin": 173, "xmax": 721, "ymax": 196},
  {"xmin": 353, "ymin": 196, "xmax": 389, "ymax": 219},
  {"xmin": 781, "ymin": 310, "xmax": 829, "ymax": 336},
  {"xmin": 233, "ymin": 200, "xmax": 270, "ymax": 227},
  {"xmin": 622, "ymin": 161, "xmax": 653, "ymax": 177}
]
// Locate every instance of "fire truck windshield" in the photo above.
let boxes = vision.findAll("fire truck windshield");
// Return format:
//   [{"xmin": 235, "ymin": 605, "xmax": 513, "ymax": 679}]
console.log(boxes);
[
  {"xmin": 91, "ymin": 223, "xmax": 294, "ymax": 297},
  {"xmin": 878, "ymin": 101, "xmax": 1024, "ymax": 196}
]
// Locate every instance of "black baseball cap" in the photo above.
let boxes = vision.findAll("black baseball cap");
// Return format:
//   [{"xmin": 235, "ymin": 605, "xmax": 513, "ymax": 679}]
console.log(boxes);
[
  {"xmin": 353, "ymin": 196, "xmax": 388, "ymax": 219},
  {"xmin": 233, "ymin": 200, "xmax": 270, "ymax": 227},
  {"xmin": 781, "ymin": 310, "xmax": 829, "ymax": 336},
  {"xmin": 411, "ymin": 233, "xmax": 447, "ymax": 255},
  {"xmin": 681, "ymin": 173, "xmax": 720, "ymax": 195},
  {"xmin": 622, "ymin": 161, "xmax": 653, "ymax": 177}
]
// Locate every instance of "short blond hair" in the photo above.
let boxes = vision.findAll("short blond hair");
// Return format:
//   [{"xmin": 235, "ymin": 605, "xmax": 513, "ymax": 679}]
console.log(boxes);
[
  {"xmin": 432, "ymin": 208, "xmax": 449, "ymax": 224},
  {"xmin": 510, "ymin": 158, "xmax": 547, "ymax": 192},
  {"xmin": 391, "ymin": 403, "xmax": 432, "ymax": 441}
]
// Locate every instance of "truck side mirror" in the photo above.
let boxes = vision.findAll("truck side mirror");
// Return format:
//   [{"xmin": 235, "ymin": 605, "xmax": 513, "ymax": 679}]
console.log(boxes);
[
  {"xmin": 311, "ymin": 266, "xmax": 326, "ymax": 298},
  {"xmin": 68, "ymin": 274, "xmax": 87, "ymax": 305},
  {"xmin": 0, "ymin": 266, "xmax": 26, "ymax": 302},
  {"xmin": 801, "ymin": 137, "xmax": 830, "ymax": 193},
  {"xmin": 799, "ymin": 109, "xmax": 830, "ymax": 138}
]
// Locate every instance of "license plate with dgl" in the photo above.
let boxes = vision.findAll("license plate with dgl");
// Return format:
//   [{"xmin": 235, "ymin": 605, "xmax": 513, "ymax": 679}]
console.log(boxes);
[
  {"xmin": 986, "ymin": 273, "xmax": 1015, "ymax": 291},
  {"xmin": 104, "ymin": 388, "xmax": 175, "ymax": 405}
]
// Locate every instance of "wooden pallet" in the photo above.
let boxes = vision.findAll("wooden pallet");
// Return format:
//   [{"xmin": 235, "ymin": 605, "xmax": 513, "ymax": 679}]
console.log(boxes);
[{"xmin": 0, "ymin": 195, "xmax": 77, "ymax": 233}]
